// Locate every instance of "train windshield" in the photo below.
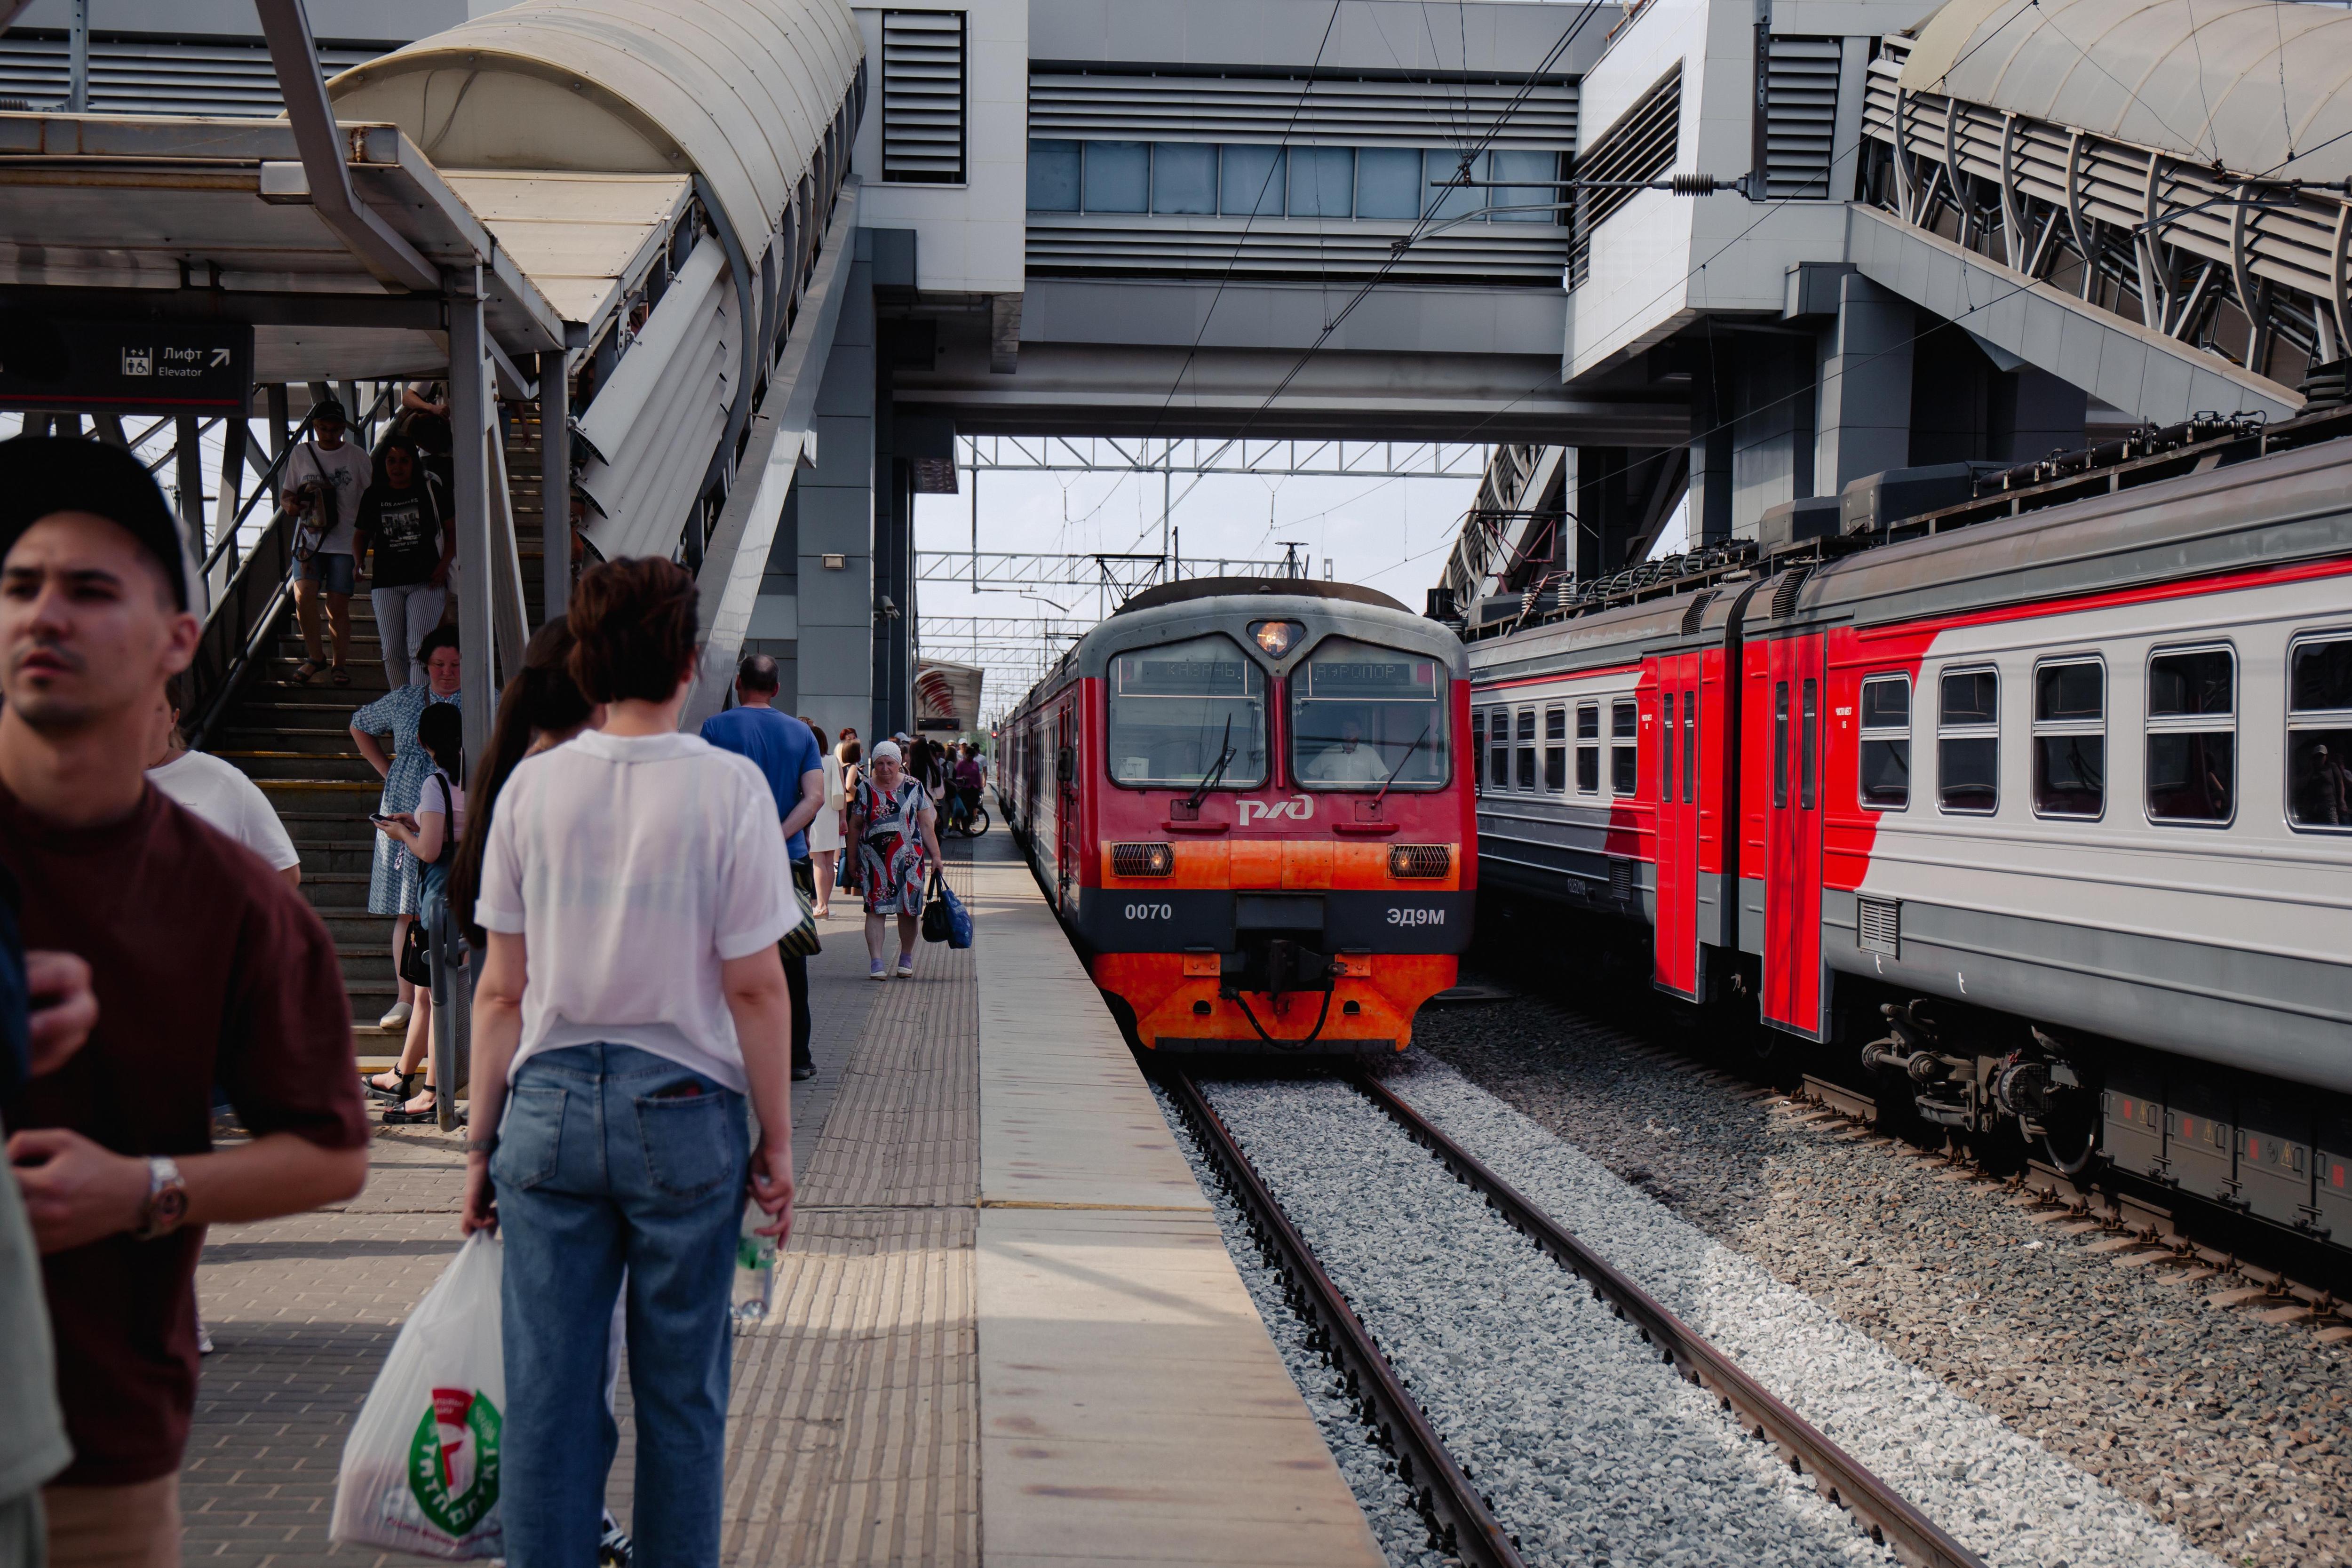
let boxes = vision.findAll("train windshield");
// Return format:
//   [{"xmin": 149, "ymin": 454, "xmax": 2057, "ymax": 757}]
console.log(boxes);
[
  {"xmin": 1289, "ymin": 637, "xmax": 1448, "ymax": 790},
  {"xmin": 1105, "ymin": 635, "xmax": 1270, "ymax": 789}
]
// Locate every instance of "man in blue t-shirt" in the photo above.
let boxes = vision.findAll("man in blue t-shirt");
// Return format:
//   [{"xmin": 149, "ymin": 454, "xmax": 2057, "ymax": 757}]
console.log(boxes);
[{"xmin": 699, "ymin": 655, "xmax": 825, "ymax": 1081}]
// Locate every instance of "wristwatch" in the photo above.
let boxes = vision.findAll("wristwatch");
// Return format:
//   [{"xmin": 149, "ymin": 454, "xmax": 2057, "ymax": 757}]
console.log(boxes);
[{"xmin": 132, "ymin": 1155, "xmax": 188, "ymax": 1241}]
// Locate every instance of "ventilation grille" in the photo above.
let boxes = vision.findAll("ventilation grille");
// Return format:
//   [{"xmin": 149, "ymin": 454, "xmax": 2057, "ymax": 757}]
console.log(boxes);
[
  {"xmin": 0, "ymin": 32, "xmax": 385, "ymax": 116},
  {"xmin": 882, "ymin": 11, "xmax": 966, "ymax": 184},
  {"xmin": 1568, "ymin": 64, "xmax": 1681, "ymax": 287},
  {"xmin": 1026, "ymin": 218, "xmax": 1570, "ymax": 285},
  {"xmin": 1858, "ymin": 896, "xmax": 1899, "ymax": 956},
  {"xmin": 1388, "ymin": 844, "xmax": 1453, "ymax": 880},
  {"xmin": 1679, "ymin": 589, "xmax": 1717, "ymax": 635},
  {"xmin": 1772, "ymin": 563, "xmax": 1813, "ymax": 618},
  {"xmin": 1028, "ymin": 70, "xmax": 1576, "ymax": 150},
  {"xmin": 1608, "ymin": 857, "xmax": 1635, "ymax": 900},
  {"xmin": 1110, "ymin": 841, "xmax": 1175, "ymax": 878},
  {"xmin": 1764, "ymin": 36, "xmax": 1842, "ymax": 200}
]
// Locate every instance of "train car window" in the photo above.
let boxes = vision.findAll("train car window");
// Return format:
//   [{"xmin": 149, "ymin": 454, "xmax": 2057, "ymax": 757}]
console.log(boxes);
[
  {"xmin": 1544, "ymin": 707, "xmax": 1567, "ymax": 791},
  {"xmin": 1938, "ymin": 668, "xmax": 1999, "ymax": 814},
  {"xmin": 2147, "ymin": 645, "xmax": 2234, "ymax": 824},
  {"xmin": 1611, "ymin": 700, "xmax": 1637, "ymax": 795},
  {"xmin": 1470, "ymin": 711, "xmax": 1486, "ymax": 794},
  {"xmin": 1575, "ymin": 704, "xmax": 1599, "ymax": 793},
  {"xmin": 2288, "ymin": 632, "xmax": 2352, "ymax": 830},
  {"xmin": 1515, "ymin": 708, "xmax": 1536, "ymax": 789},
  {"xmin": 1681, "ymin": 690, "xmax": 1697, "ymax": 803},
  {"xmin": 1104, "ymin": 634, "xmax": 1269, "ymax": 789},
  {"xmin": 1800, "ymin": 679, "xmax": 1819, "ymax": 810},
  {"xmin": 1289, "ymin": 637, "xmax": 1449, "ymax": 790},
  {"xmin": 1488, "ymin": 708, "xmax": 1510, "ymax": 791},
  {"xmin": 1773, "ymin": 682, "xmax": 1790, "ymax": 807},
  {"xmin": 2031, "ymin": 659, "xmax": 2105, "ymax": 818},
  {"xmin": 1859, "ymin": 674, "xmax": 1910, "ymax": 809},
  {"xmin": 1659, "ymin": 693, "xmax": 1675, "ymax": 803}
]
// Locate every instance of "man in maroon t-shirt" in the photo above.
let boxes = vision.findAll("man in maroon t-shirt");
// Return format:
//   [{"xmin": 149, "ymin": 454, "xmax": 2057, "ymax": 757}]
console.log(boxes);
[{"xmin": 0, "ymin": 437, "xmax": 369, "ymax": 1568}]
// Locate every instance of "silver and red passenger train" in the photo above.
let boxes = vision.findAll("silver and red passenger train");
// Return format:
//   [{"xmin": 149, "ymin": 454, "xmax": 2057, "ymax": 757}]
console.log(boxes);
[
  {"xmin": 1466, "ymin": 413, "xmax": 2352, "ymax": 1252},
  {"xmin": 1002, "ymin": 579, "xmax": 1475, "ymax": 1054}
]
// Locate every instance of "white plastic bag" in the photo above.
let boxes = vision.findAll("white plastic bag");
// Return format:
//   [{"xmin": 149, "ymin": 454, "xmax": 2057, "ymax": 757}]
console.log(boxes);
[{"xmin": 330, "ymin": 1231, "xmax": 507, "ymax": 1559}]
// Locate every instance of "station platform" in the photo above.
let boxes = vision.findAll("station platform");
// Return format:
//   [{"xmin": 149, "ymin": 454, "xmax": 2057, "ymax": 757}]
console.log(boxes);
[{"xmin": 184, "ymin": 829, "xmax": 1381, "ymax": 1567}]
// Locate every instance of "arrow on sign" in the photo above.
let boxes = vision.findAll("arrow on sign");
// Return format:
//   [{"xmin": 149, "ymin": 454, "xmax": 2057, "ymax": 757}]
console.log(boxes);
[{"xmin": 209, "ymin": 348, "xmax": 232, "ymax": 368}]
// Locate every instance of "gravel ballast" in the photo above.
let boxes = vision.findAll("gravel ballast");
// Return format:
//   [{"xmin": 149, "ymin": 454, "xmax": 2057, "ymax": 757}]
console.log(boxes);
[
  {"xmin": 1416, "ymin": 985, "xmax": 2352, "ymax": 1568},
  {"xmin": 1201, "ymin": 1073, "xmax": 1899, "ymax": 1568}
]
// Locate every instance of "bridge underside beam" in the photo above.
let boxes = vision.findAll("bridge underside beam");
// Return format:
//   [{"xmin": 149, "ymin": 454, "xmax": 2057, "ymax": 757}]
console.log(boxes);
[
  {"xmin": 1847, "ymin": 206, "xmax": 2300, "ymax": 426},
  {"xmin": 896, "ymin": 341, "xmax": 1688, "ymax": 443}
]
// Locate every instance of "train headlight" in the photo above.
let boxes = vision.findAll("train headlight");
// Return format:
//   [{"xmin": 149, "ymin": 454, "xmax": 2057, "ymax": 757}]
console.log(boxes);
[
  {"xmin": 1249, "ymin": 620, "xmax": 1303, "ymax": 657},
  {"xmin": 1112, "ymin": 842, "xmax": 1176, "ymax": 877},
  {"xmin": 1388, "ymin": 844, "xmax": 1451, "ymax": 880}
]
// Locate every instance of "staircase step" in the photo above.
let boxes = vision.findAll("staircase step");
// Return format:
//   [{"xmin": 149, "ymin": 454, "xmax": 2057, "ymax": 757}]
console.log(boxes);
[{"xmin": 232, "ymin": 754, "xmax": 385, "ymax": 784}]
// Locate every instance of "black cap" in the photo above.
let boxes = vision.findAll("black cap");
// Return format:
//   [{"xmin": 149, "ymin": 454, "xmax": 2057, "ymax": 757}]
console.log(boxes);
[
  {"xmin": 311, "ymin": 396, "xmax": 349, "ymax": 426},
  {"xmin": 0, "ymin": 436, "xmax": 192, "ymax": 609}
]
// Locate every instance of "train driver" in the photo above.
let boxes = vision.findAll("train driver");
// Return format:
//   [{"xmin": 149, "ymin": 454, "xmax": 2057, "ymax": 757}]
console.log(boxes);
[{"xmin": 1304, "ymin": 716, "xmax": 1391, "ymax": 785}]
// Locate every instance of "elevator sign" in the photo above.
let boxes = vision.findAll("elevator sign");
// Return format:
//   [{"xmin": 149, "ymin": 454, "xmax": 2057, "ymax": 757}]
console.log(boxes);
[{"xmin": 0, "ymin": 313, "xmax": 254, "ymax": 417}]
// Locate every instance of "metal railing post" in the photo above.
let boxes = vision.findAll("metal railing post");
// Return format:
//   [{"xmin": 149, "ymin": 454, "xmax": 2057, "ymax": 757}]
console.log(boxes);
[
  {"xmin": 540, "ymin": 350, "xmax": 570, "ymax": 623},
  {"xmin": 450, "ymin": 272, "xmax": 496, "ymax": 772}
]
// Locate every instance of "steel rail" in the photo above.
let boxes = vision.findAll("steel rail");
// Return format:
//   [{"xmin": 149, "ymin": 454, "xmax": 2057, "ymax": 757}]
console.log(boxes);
[
  {"xmin": 1349, "ymin": 1072, "xmax": 1989, "ymax": 1568},
  {"xmin": 1158, "ymin": 1071, "xmax": 1526, "ymax": 1568}
]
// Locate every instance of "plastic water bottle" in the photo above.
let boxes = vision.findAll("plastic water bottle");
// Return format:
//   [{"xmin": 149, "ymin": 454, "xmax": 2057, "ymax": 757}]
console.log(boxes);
[{"xmin": 731, "ymin": 1202, "xmax": 776, "ymax": 1328}]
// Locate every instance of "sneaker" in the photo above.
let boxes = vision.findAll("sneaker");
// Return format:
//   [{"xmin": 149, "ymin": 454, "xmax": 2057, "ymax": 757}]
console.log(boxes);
[
  {"xmin": 895, "ymin": 953, "xmax": 915, "ymax": 979},
  {"xmin": 869, "ymin": 959, "xmax": 888, "ymax": 981},
  {"xmin": 791, "ymin": 1062, "xmax": 816, "ymax": 1082},
  {"xmin": 378, "ymin": 1000, "xmax": 413, "ymax": 1029},
  {"xmin": 196, "ymin": 1314, "xmax": 214, "ymax": 1357},
  {"xmin": 598, "ymin": 1511, "xmax": 634, "ymax": 1568}
]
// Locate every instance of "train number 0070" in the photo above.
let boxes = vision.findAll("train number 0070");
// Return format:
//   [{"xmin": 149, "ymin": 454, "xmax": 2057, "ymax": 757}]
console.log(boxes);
[
  {"xmin": 1385, "ymin": 907, "xmax": 1446, "ymax": 927},
  {"xmin": 1124, "ymin": 902, "xmax": 1174, "ymax": 920}
]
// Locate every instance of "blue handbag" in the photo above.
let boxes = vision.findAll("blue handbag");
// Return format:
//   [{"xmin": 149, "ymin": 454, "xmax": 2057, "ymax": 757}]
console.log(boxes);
[{"xmin": 941, "ymin": 883, "xmax": 972, "ymax": 949}]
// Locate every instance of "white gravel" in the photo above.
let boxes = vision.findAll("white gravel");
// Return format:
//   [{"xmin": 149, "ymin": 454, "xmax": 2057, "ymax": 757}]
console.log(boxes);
[
  {"xmin": 1378, "ymin": 1051, "xmax": 2224, "ymax": 1568},
  {"xmin": 1202, "ymin": 1074, "xmax": 1899, "ymax": 1568}
]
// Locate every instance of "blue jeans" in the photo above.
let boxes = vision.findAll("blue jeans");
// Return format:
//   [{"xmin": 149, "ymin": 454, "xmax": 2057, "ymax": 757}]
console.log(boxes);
[{"xmin": 492, "ymin": 1044, "xmax": 748, "ymax": 1568}]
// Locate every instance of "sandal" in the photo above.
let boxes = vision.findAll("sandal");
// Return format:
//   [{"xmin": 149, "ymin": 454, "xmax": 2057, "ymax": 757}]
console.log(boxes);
[
  {"xmin": 381, "ymin": 1089, "xmax": 437, "ymax": 1125},
  {"xmin": 362, "ymin": 1069, "xmax": 414, "ymax": 1102},
  {"xmin": 288, "ymin": 659, "xmax": 321, "ymax": 685},
  {"xmin": 331, "ymin": 665, "xmax": 352, "ymax": 687}
]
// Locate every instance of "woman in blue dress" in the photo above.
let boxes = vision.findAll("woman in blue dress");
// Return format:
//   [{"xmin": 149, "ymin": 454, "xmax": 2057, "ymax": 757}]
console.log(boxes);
[{"xmin": 349, "ymin": 623, "xmax": 461, "ymax": 1028}]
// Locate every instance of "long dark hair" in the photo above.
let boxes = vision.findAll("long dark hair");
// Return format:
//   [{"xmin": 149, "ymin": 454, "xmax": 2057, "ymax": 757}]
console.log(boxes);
[
  {"xmin": 448, "ymin": 617, "xmax": 595, "ymax": 945},
  {"xmin": 415, "ymin": 701, "xmax": 464, "ymax": 787}
]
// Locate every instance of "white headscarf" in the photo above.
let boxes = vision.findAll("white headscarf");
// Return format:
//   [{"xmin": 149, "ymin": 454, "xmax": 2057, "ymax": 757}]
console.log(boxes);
[{"xmin": 869, "ymin": 740, "xmax": 903, "ymax": 764}]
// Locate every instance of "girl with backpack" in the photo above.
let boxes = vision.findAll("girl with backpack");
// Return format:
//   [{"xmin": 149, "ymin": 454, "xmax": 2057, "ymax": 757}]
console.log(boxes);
[{"xmin": 367, "ymin": 702, "xmax": 464, "ymax": 1125}]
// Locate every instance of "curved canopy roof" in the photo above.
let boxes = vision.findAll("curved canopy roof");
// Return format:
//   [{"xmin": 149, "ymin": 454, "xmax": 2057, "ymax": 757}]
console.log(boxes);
[
  {"xmin": 1903, "ymin": 0, "xmax": 2352, "ymax": 181},
  {"xmin": 326, "ymin": 0, "xmax": 861, "ymax": 252}
]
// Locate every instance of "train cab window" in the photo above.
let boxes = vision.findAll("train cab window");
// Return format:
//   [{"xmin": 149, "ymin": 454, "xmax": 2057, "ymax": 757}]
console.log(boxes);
[
  {"xmin": 1611, "ymin": 700, "xmax": 1637, "ymax": 795},
  {"xmin": 1290, "ymin": 637, "xmax": 1449, "ymax": 790},
  {"xmin": 1800, "ymin": 679, "xmax": 1819, "ymax": 809},
  {"xmin": 1515, "ymin": 708, "xmax": 1537, "ymax": 789},
  {"xmin": 2288, "ymin": 632, "xmax": 2352, "ymax": 829},
  {"xmin": 1575, "ymin": 704, "xmax": 1599, "ymax": 793},
  {"xmin": 1105, "ymin": 634, "xmax": 1268, "ymax": 789},
  {"xmin": 2032, "ymin": 658, "xmax": 2105, "ymax": 818},
  {"xmin": 1859, "ymin": 675, "xmax": 1910, "ymax": 809},
  {"xmin": 2147, "ymin": 645, "xmax": 2234, "ymax": 824},
  {"xmin": 1938, "ymin": 668, "xmax": 1999, "ymax": 814},
  {"xmin": 1543, "ymin": 707, "xmax": 1567, "ymax": 791},
  {"xmin": 1487, "ymin": 708, "xmax": 1510, "ymax": 790},
  {"xmin": 1773, "ymin": 682, "xmax": 1790, "ymax": 807},
  {"xmin": 1660, "ymin": 692, "xmax": 1674, "ymax": 803},
  {"xmin": 1680, "ymin": 690, "xmax": 1697, "ymax": 803},
  {"xmin": 1471, "ymin": 711, "xmax": 1486, "ymax": 793}
]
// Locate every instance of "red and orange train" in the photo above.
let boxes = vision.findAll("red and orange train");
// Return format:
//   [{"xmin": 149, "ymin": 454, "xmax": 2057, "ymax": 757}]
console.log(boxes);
[{"xmin": 1001, "ymin": 578, "xmax": 1476, "ymax": 1054}]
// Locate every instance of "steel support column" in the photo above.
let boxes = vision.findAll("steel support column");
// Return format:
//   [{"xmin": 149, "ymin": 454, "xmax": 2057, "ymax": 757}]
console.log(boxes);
[
  {"xmin": 450, "ymin": 274, "xmax": 495, "ymax": 775},
  {"xmin": 540, "ymin": 350, "xmax": 570, "ymax": 623}
]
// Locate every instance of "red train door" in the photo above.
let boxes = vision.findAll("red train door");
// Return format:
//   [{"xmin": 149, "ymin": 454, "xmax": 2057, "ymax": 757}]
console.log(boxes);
[
  {"xmin": 1652, "ymin": 653, "xmax": 1701, "ymax": 999},
  {"xmin": 1054, "ymin": 694, "xmax": 1079, "ymax": 912},
  {"xmin": 1761, "ymin": 631, "xmax": 1828, "ymax": 1038}
]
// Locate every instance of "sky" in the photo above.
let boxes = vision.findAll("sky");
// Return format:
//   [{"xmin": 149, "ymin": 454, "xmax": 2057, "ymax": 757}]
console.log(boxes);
[{"xmin": 911, "ymin": 455, "xmax": 1491, "ymax": 716}]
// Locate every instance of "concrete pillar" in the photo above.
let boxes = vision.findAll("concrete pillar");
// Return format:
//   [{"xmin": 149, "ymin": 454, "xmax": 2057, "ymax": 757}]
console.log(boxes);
[
  {"xmin": 449, "ymin": 273, "xmax": 496, "ymax": 775},
  {"xmin": 794, "ymin": 232, "xmax": 876, "ymax": 751},
  {"xmin": 1815, "ymin": 274, "xmax": 1915, "ymax": 494},
  {"xmin": 539, "ymin": 350, "xmax": 570, "ymax": 623},
  {"xmin": 1687, "ymin": 342, "xmax": 1735, "ymax": 547}
]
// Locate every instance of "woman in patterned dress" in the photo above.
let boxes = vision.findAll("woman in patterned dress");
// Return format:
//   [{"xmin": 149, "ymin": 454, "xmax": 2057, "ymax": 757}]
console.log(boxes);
[
  {"xmin": 349, "ymin": 624, "xmax": 461, "ymax": 1027},
  {"xmin": 848, "ymin": 740, "xmax": 943, "ymax": 980}
]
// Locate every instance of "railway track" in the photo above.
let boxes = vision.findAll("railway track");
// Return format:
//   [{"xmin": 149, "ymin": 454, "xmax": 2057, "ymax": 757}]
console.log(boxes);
[{"xmin": 1162, "ymin": 1067, "xmax": 1989, "ymax": 1568}]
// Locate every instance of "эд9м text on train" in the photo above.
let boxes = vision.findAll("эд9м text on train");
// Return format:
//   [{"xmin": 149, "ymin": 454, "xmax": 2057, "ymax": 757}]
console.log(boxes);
[
  {"xmin": 1002, "ymin": 578, "xmax": 1477, "ymax": 1054},
  {"xmin": 1462, "ymin": 407, "xmax": 2352, "ymax": 1258}
]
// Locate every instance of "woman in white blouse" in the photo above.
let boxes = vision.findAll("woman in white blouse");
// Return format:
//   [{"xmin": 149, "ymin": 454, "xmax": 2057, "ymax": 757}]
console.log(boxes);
[{"xmin": 464, "ymin": 557, "xmax": 796, "ymax": 1568}]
